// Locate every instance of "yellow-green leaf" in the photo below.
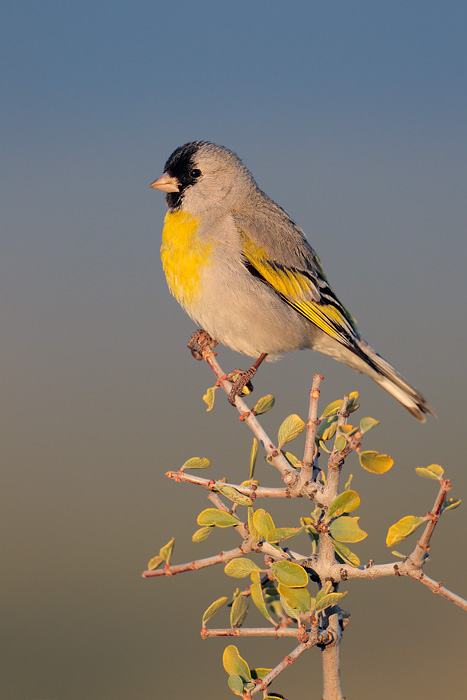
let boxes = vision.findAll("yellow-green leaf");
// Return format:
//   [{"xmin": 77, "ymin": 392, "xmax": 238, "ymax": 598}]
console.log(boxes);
[
  {"xmin": 328, "ymin": 490, "xmax": 361, "ymax": 520},
  {"xmin": 443, "ymin": 497, "xmax": 461, "ymax": 512},
  {"xmin": 322, "ymin": 392, "xmax": 359, "ymax": 416},
  {"xmin": 215, "ymin": 483, "xmax": 253, "ymax": 507},
  {"xmin": 278, "ymin": 414, "xmax": 306, "ymax": 448},
  {"xmin": 253, "ymin": 508, "xmax": 275, "ymax": 538},
  {"xmin": 197, "ymin": 508, "xmax": 238, "ymax": 528},
  {"xmin": 315, "ymin": 591, "xmax": 348, "ymax": 612},
  {"xmin": 230, "ymin": 593, "xmax": 249, "ymax": 628},
  {"xmin": 159, "ymin": 537, "xmax": 175, "ymax": 563},
  {"xmin": 316, "ymin": 415, "xmax": 338, "ymax": 442},
  {"xmin": 346, "ymin": 391, "xmax": 360, "ymax": 412},
  {"xmin": 227, "ymin": 674, "xmax": 245, "ymax": 696},
  {"xmin": 329, "ymin": 516, "xmax": 367, "ymax": 543},
  {"xmin": 182, "ymin": 457, "xmax": 211, "ymax": 470},
  {"xmin": 253, "ymin": 394, "xmax": 275, "ymax": 415},
  {"xmin": 332, "ymin": 540, "xmax": 360, "ymax": 567},
  {"xmin": 284, "ymin": 451, "xmax": 302, "ymax": 469},
  {"xmin": 192, "ymin": 526, "xmax": 213, "ymax": 543},
  {"xmin": 251, "ymin": 668, "xmax": 272, "ymax": 680},
  {"xmin": 223, "ymin": 645, "xmax": 251, "ymax": 680},
  {"xmin": 224, "ymin": 557, "xmax": 263, "ymax": 578},
  {"xmin": 248, "ymin": 507, "xmax": 261, "ymax": 542},
  {"xmin": 270, "ymin": 561, "xmax": 308, "ymax": 588},
  {"xmin": 334, "ymin": 435, "xmax": 346, "ymax": 451},
  {"xmin": 147, "ymin": 555, "xmax": 164, "ymax": 571},
  {"xmin": 415, "ymin": 464, "xmax": 444, "ymax": 480},
  {"xmin": 266, "ymin": 526, "xmax": 305, "ymax": 543},
  {"xmin": 250, "ymin": 571, "xmax": 275, "ymax": 623},
  {"xmin": 203, "ymin": 386, "xmax": 217, "ymax": 412},
  {"xmin": 278, "ymin": 583, "xmax": 312, "ymax": 613},
  {"xmin": 391, "ymin": 550, "xmax": 407, "ymax": 559},
  {"xmin": 359, "ymin": 451, "xmax": 394, "ymax": 474},
  {"xmin": 202, "ymin": 596, "xmax": 228, "ymax": 625},
  {"xmin": 249, "ymin": 438, "xmax": 258, "ymax": 480},
  {"xmin": 386, "ymin": 515, "xmax": 426, "ymax": 547},
  {"xmin": 359, "ymin": 417, "xmax": 379, "ymax": 433}
]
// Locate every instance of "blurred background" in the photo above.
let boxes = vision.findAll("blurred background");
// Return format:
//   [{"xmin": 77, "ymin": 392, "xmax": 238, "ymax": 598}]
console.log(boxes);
[{"xmin": 2, "ymin": 2, "xmax": 466, "ymax": 698}]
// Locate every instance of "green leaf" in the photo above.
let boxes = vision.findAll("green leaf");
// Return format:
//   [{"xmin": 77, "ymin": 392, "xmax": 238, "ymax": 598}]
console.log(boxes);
[
  {"xmin": 328, "ymin": 490, "xmax": 361, "ymax": 520},
  {"xmin": 249, "ymin": 438, "xmax": 258, "ymax": 480},
  {"xmin": 316, "ymin": 415, "xmax": 338, "ymax": 442},
  {"xmin": 223, "ymin": 645, "xmax": 251, "ymax": 680},
  {"xmin": 215, "ymin": 483, "xmax": 253, "ymax": 507},
  {"xmin": 329, "ymin": 516, "xmax": 367, "ymax": 543},
  {"xmin": 250, "ymin": 571, "xmax": 275, "ymax": 623},
  {"xmin": 319, "ymin": 439, "xmax": 332, "ymax": 453},
  {"xmin": 266, "ymin": 526, "xmax": 305, "ymax": 543},
  {"xmin": 278, "ymin": 583, "xmax": 312, "ymax": 613},
  {"xmin": 159, "ymin": 537, "xmax": 175, "ymax": 564},
  {"xmin": 278, "ymin": 414, "xmax": 306, "ymax": 448},
  {"xmin": 415, "ymin": 464, "xmax": 444, "ymax": 480},
  {"xmin": 283, "ymin": 451, "xmax": 302, "ymax": 469},
  {"xmin": 315, "ymin": 591, "xmax": 348, "ymax": 612},
  {"xmin": 359, "ymin": 417, "xmax": 379, "ymax": 433},
  {"xmin": 386, "ymin": 515, "xmax": 426, "ymax": 547},
  {"xmin": 248, "ymin": 507, "xmax": 261, "ymax": 542},
  {"xmin": 359, "ymin": 451, "xmax": 394, "ymax": 474},
  {"xmin": 443, "ymin": 497, "xmax": 461, "ymax": 512},
  {"xmin": 227, "ymin": 674, "xmax": 245, "ymax": 696},
  {"xmin": 230, "ymin": 593, "xmax": 249, "ymax": 628},
  {"xmin": 224, "ymin": 558, "xmax": 263, "ymax": 578},
  {"xmin": 203, "ymin": 386, "xmax": 217, "ymax": 412},
  {"xmin": 270, "ymin": 561, "xmax": 309, "ymax": 588},
  {"xmin": 182, "ymin": 457, "xmax": 211, "ymax": 470},
  {"xmin": 202, "ymin": 596, "xmax": 228, "ymax": 625},
  {"xmin": 332, "ymin": 540, "xmax": 360, "ymax": 567},
  {"xmin": 192, "ymin": 526, "xmax": 213, "ymax": 543},
  {"xmin": 253, "ymin": 508, "xmax": 275, "ymax": 538},
  {"xmin": 197, "ymin": 508, "xmax": 239, "ymax": 528},
  {"xmin": 253, "ymin": 394, "xmax": 275, "ymax": 415}
]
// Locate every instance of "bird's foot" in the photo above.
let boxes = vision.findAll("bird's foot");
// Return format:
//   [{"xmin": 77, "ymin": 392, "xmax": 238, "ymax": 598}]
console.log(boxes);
[
  {"xmin": 187, "ymin": 330, "xmax": 218, "ymax": 360},
  {"xmin": 226, "ymin": 367, "xmax": 257, "ymax": 405}
]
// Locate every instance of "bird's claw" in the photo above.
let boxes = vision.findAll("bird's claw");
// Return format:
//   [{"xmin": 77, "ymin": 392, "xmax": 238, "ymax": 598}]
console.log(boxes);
[
  {"xmin": 187, "ymin": 330, "xmax": 218, "ymax": 360},
  {"xmin": 226, "ymin": 368, "xmax": 256, "ymax": 405}
]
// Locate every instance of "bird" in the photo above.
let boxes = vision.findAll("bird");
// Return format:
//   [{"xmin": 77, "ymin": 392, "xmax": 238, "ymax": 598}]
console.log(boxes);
[{"xmin": 150, "ymin": 141, "xmax": 434, "ymax": 422}]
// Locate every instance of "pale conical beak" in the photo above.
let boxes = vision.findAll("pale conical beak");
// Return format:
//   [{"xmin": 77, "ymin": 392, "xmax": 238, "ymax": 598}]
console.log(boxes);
[{"xmin": 149, "ymin": 174, "xmax": 180, "ymax": 193}]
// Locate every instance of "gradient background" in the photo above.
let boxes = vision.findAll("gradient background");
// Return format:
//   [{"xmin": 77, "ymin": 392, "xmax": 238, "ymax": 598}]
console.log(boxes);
[{"xmin": 2, "ymin": 2, "xmax": 467, "ymax": 699}]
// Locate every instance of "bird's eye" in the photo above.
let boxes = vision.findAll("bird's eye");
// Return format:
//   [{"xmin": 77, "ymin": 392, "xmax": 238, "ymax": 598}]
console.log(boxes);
[{"xmin": 190, "ymin": 168, "xmax": 202, "ymax": 178}]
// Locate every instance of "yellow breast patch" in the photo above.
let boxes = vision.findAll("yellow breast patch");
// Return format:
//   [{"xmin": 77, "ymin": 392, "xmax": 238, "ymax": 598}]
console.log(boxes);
[{"xmin": 161, "ymin": 211, "xmax": 212, "ymax": 308}]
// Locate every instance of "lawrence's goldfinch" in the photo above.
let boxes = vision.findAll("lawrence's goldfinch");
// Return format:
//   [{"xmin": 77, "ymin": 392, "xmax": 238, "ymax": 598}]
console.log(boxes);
[{"xmin": 151, "ymin": 141, "xmax": 434, "ymax": 422}]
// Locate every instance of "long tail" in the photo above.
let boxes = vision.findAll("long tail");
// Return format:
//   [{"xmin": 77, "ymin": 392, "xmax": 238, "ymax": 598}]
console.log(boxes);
[{"xmin": 352, "ymin": 339, "xmax": 436, "ymax": 422}]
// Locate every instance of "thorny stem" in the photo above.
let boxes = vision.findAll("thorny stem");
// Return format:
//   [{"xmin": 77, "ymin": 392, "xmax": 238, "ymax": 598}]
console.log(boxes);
[
  {"xmin": 149, "ymin": 351, "xmax": 467, "ymax": 698},
  {"xmin": 165, "ymin": 471, "xmax": 296, "ymax": 499},
  {"xmin": 410, "ymin": 478, "xmax": 451, "ymax": 568},
  {"xmin": 142, "ymin": 546, "xmax": 248, "ymax": 578},
  {"xmin": 300, "ymin": 374, "xmax": 323, "ymax": 485},
  {"xmin": 247, "ymin": 634, "xmax": 324, "ymax": 698},
  {"xmin": 316, "ymin": 395, "xmax": 349, "ymax": 700}
]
